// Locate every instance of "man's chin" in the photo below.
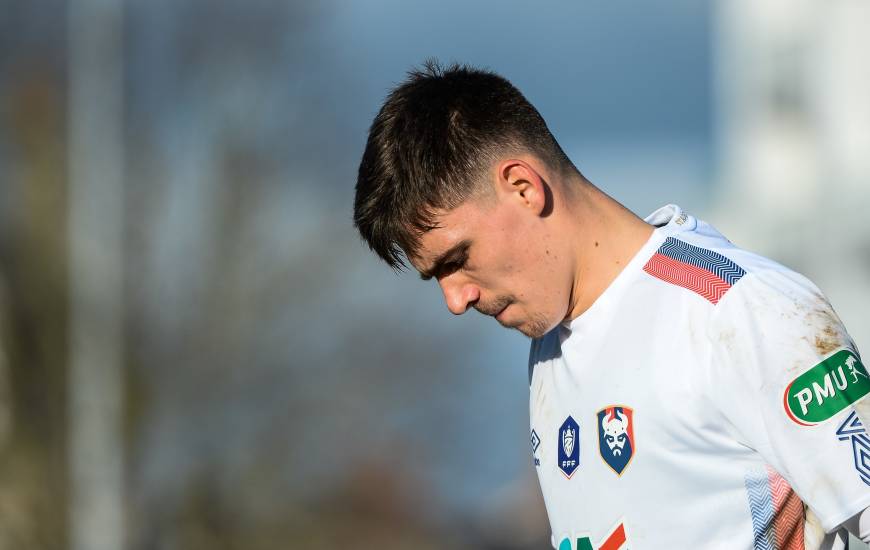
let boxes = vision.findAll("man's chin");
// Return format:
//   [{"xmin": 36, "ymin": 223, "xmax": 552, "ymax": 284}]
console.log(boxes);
[
  {"xmin": 493, "ymin": 310, "xmax": 554, "ymax": 339},
  {"xmin": 511, "ymin": 319, "xmax": 553, "ymax": 339}
]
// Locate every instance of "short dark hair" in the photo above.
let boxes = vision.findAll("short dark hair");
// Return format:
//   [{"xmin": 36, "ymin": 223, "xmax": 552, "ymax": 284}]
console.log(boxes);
[{"xmin": 353, "ymin": 60, "xmax": 573, "ymax": 270}]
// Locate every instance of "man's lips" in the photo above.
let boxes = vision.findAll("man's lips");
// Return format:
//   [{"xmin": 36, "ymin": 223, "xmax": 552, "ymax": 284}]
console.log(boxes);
[
  {"xmin": 475, "ymin": 298, "xmax": 513, "ymax": 319},
  {"xmin": 494, "ymin": 303, "xmax": 510, "ymax": 321}
]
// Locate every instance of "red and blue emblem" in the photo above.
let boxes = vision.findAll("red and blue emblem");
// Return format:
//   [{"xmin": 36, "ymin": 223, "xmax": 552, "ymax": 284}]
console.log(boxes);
[
  {"xmin": 643, "ymin": 237, "xmax": 745, "ymax": 305},
  {"xmin": 597, "ymin": 406, "xmax": 635, "ymax": 476},
  {"xmin": 557, "ymin": 416, "xmax": 580, "ymax": 478}
]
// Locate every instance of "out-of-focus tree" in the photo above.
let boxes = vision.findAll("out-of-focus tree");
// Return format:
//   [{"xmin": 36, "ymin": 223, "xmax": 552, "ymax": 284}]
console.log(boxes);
[
  {"xmin": 0, "ymin": 55, "xmax": 69, "ymax": 549},
  {"xmin": 0, "ymin": 1, "xmax": 550, "ymax": 548}
]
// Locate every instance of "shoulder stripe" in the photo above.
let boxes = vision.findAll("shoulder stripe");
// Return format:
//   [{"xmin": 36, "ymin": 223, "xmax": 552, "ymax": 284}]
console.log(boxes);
[
  {"xmin": 657, "ymin": 237, "xmax": 746, "ymax": 285},
  {"xmin": 642, "ymin": 238, "xmax": 745, "ymax": 305}
]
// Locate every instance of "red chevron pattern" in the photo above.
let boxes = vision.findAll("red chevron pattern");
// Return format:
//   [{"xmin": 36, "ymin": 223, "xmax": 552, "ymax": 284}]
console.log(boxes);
[
  {"xmin": 643, "ymin": 253, "xmax": 731, "ymax": 304},
  {"xmin": 766, "ymin": 465, "xmax": 805, "ymax": 550}
]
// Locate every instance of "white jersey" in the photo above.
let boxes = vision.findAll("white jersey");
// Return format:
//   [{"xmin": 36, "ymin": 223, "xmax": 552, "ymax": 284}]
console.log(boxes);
[{"xmin": 528, "ymin": 205, "xmax": 870, "ymax": 550}]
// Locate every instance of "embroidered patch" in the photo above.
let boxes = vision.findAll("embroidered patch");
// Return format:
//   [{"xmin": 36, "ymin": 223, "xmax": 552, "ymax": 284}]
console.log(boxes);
[
  {"xmin": 596, "ymin": 406, "xmax": 635, "ymax": 475},
  {"xmin": 643, "ymin": 237, "xmax": 745, "ymax": 304},
  {"xmin": 558, "ymin": 416, "xmax": 580, "ymax": 478}
]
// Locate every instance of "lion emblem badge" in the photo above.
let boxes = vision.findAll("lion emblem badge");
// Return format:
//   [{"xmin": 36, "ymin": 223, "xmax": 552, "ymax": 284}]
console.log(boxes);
[{"xmin": 597, "ymin": 406, "xmax": 635, "ymax": 475}]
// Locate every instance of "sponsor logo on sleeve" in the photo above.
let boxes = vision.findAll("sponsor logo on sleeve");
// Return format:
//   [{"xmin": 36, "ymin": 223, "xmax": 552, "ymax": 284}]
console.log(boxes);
[
  {"xmin": 597, "ymin": 406, "xmax": 635, "ymax": 476},
  {"xmin": 558, "ymin": 416, "xmax": 580, "ymax": 478},
  {"xmin": 783, "ymin": 349, "xmax": 870, "ymax": 426},
  {"xmin": 835, "ymin": 411, "xmax": 870, "ymax": 486}
]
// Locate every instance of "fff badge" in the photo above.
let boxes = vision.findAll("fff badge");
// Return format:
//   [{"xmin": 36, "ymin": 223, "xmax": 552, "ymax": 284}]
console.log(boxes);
[
  {"xmin": 557, "ymin": 416, "xmax": 580, "ymax": 478},
  {"xmin": 597, "ymin": 406, "xmax": 635, "ymax": 476}
]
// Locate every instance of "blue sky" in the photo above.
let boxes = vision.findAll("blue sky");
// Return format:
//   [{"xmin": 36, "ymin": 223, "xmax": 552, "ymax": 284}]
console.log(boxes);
[{"xmin": 325, "ymin": 0, "xmax": 715, "ymax": 216}]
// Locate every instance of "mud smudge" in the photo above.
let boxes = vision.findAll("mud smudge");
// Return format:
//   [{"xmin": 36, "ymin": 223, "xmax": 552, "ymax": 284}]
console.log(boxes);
[
  {"xmin": 800, "ymin": 299, "xmax": 846, "ymax": 356},
  {"xmin": 814, "ymin": 324, "xmax": 840, "ymax": 356}
]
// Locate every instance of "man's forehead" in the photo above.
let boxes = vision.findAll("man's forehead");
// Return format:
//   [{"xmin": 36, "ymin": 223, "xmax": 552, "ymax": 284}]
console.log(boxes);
[{"xmin": 412, "ymin": 208, "xmax": 464, "ymax": 257}]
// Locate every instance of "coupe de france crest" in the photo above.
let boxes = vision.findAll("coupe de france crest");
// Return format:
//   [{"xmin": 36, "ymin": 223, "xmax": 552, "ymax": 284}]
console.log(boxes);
[
  {"xmin": 597, "ymin": 406, "xmax": 635, "ymax": 476},
  {"xmin": 557, "ymin": 416, "xmax": 580, "ymax": 478}
]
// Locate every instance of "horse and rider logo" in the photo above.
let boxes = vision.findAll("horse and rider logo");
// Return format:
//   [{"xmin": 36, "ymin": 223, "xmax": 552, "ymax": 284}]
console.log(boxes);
[{"xmin": 597, "ymin": 406, "xmax": 635, "ymax": 476}]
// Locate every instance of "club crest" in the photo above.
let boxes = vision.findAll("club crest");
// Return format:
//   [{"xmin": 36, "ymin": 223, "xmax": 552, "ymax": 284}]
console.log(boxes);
[
  {"xmin": 597, "ymin": 406, "xmax": 635, "ymax": 475},
  {"xmin": 557, "ymin": 416, "xmax": 580, "ymax": 478}
]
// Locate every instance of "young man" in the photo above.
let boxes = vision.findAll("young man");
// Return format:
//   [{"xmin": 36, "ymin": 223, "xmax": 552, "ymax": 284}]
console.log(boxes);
[{"xmin": 353, "ymin": 61, "xmax": 870, "ymax": 549}]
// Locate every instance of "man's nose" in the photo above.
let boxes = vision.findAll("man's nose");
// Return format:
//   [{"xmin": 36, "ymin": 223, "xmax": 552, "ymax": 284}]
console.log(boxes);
[{"xmin": 439, "ymin": 277, "xmax": 480, "ymax": 315}]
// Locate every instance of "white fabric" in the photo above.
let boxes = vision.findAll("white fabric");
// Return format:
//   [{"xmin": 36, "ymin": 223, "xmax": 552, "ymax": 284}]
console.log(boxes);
[{"xmin": 528, "ymin": 205, "xmax": 870, "ymax": 549}]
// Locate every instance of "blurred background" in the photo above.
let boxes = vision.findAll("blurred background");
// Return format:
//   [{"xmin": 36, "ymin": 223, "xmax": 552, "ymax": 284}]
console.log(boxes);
[{"xmin": 0, "ymin": 0, "xmax": 867, "ymax": 548}]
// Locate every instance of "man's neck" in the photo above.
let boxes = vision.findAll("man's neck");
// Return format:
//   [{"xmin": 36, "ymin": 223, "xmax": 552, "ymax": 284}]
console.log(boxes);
[{"xmin": 562, "ymin": 182, "xmax": 654, "ymax": 321}]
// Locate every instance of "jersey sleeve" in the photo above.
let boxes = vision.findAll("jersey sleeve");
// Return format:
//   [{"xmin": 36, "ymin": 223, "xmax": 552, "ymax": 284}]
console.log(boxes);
[{"xmin": 707, "ymin": 267, "xmax": 870, "ymax": 532}]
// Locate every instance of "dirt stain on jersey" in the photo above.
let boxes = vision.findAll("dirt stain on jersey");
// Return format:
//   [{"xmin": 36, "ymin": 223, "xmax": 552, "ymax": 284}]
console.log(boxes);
[
  {"xmin": 799, "ymin": 299, "xmax": 847, "ymax": 357},
  {"xmin": 814, "ymin": 324, "xmax": 840, "ymax": 356},
  {"xmin": 717, "ymin": 327, "xmax": 736, "ymax": 350}
]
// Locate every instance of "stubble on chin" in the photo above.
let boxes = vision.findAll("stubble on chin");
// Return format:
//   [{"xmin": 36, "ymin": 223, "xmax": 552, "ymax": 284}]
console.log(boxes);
[
  {"xmin": 518, "ymin": 313, "xmax": 552, "ymax": 339},
  {"xmin": 481, "ymin": 298, "xmax": 553, "ymax": 339}
]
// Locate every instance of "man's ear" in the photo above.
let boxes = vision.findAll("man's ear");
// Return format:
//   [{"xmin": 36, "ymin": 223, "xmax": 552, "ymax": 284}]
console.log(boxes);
[{"xmin": 496, "ymin": 159, "xmax": 547, "ymax": 216}]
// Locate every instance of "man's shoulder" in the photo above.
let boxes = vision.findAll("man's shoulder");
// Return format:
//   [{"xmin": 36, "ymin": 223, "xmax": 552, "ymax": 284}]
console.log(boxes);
[
  {"xmin": 643, "ymin": 217, "xmax": 837, "ymax": 344},
  {"xmin": 669, "ymin": 218, "xmax": 821, "ymax": 307},
  {"xmin": 639, "ymin": 218, "xmax": 796, "ymax": 309},
  {"xmin": 676, "ymin": 218, "xmax": 789, "ymax": 277}
]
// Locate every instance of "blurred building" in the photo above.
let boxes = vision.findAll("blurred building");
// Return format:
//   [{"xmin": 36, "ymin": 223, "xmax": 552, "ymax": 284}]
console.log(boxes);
[{"xmin": 713, "ymin": 0, "xmax": 870, "ymax": 351}]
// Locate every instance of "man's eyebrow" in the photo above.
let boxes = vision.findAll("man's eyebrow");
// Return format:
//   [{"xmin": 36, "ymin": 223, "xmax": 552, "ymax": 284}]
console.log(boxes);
[{"xmin": 419, "ymin": 240, "xmax": 471, "ymax": 281}]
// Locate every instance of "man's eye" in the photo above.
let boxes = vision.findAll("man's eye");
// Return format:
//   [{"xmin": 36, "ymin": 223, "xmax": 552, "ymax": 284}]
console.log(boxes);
[{"xmin": 439, "ymin": 259, "xmax": 466, "ymax": 277}]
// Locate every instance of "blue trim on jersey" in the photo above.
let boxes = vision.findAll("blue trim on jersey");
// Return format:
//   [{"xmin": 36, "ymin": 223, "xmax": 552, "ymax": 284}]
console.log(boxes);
[
  {"xmin": 744, "ymin": 470, "xmax": 776, "ymax": 550},
  {"xmin": 657, "ymin": 237, "xmax": 746, "ymax": 286}
]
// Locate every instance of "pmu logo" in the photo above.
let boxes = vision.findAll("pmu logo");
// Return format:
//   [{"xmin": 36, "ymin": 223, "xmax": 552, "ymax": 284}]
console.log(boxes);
[
  {"xmin": 597, "ymin": 406, "xmax": 635, "ymax": 476},
  {"xmin": 557, "ymin": 416, "xmax": 580, "ymax": 478},
  {"xmin": 784, "ymin": 349, "xmax": 870, "ymax": 426}
]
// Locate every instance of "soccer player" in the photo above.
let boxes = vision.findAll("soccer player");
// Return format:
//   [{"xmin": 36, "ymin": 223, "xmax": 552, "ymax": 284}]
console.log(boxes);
[{"xmin": 353, "ymin": 61, "xmax": 870, "ymax": 549}]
